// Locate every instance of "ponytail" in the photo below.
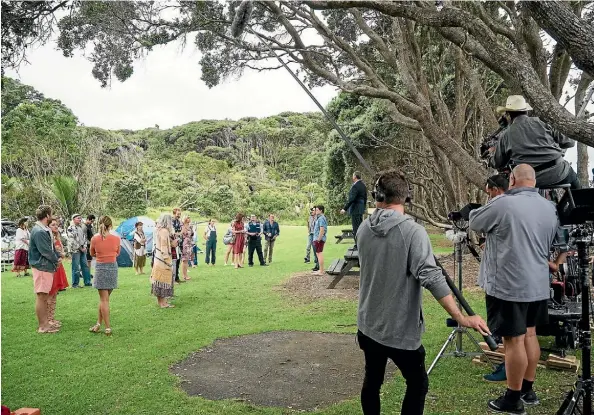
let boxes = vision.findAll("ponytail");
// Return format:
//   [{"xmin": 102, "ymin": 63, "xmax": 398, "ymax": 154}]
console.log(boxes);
[{"xmin": 99, "ymin": 216, "xmax": 113, "ymax": 240}]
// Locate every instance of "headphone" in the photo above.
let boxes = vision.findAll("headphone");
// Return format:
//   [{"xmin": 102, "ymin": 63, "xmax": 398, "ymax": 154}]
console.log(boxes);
[
  {"xmin": 371, "ymin": 174, "xmax": 386, "ymax": 202},
  {"xmin": 372, "ymin": 171, "xmax": 412, "ymax": 203}
]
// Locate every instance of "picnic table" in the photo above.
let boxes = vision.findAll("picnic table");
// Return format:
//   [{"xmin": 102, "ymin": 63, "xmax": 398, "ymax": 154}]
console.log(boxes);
[
  {"xmin": 325, "ymin": 246, "xmax": 359, "ymax": 289},
  {"xmin": 334, "ymin": 229, "xmax": 354, "ymax": 244}
]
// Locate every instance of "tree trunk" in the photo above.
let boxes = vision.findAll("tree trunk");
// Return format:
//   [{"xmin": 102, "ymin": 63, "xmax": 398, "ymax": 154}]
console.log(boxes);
[
  {"xmin": 575, "ymin": 73, "xmax": 593, "ymax": 188},
  {"xmin": 577, "ymin": 143, "xmax": 589, "ymax": 187}
]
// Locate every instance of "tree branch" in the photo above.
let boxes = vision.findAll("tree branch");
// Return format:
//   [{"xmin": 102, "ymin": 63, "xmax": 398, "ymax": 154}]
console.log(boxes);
[{"xmin": 524, "ymin": 1, "xmax": 594, "ymax": 78}]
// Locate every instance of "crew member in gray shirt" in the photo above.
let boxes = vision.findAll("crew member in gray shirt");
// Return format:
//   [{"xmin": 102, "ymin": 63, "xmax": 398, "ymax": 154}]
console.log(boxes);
[
  {"xmin": 470, "ymin": 164, "xmax": 558, "ymax": 414},
  {"xmin": 489, "ymin": 95, "xmax": 579, "ymax": 189},
  {"xmin": 357, "ymin": 169, "xmax": 489, "ymax": 415}
]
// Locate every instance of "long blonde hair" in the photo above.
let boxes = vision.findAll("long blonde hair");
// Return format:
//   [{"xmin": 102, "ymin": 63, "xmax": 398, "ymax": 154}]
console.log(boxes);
[
  {"xmin": 99, "ymin": 216, "xmax": 112, "ymax": 240},
  {"xmin": 182, "ymin": 215, "xmax": 191, "ymax": 228}
]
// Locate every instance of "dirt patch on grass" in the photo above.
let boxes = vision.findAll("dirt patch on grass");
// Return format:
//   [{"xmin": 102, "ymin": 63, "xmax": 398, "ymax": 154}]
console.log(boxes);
[
  {"xmin": 171, "ymin": 331, "xmax": 396, "ymax": 410},
  {"xmin": 275, "ymin": 253, "xmax": 482, "ymax": 303},
  {"xmin": 436, "ymin": 253, "xmax": 482, "ymax": 292},
  {"xmin": 275, "ymin": 271, "xmax": 360, "ymax": 303}
]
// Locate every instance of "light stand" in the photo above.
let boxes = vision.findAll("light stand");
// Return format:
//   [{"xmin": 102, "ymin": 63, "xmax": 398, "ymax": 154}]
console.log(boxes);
[{"xmin": 428, "ymin": 230, "xmax": 495, "ymax": 375}]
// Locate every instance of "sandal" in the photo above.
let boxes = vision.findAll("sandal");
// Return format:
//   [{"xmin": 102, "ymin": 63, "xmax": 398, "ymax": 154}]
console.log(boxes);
[
  {"xmin": 104, "ymin": 328, "xmax": 112, "ymax": 336},
  {"xmin": 89, "ymin": 323, "xmax": 101, "ymax": 333},
  {"xmin": 160, "ymin": 304, "xmax": 175, "ymax": 308},
  {"xmin": 183, "ymin": 277, "xmax": 191, "ymax": 281},
  {"xmin": 50, "ymin": 320, "xmax": 62, "ymax": 328},
  {"xmin": 38, "ymin": 326, "xmax": 59, "ymax": 334}
]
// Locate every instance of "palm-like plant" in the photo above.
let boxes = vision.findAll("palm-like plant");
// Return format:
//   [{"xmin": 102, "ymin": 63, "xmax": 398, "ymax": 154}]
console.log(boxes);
[{"xmin": 50, "ymin": 175, "xmax": 79, "ymax": 219}]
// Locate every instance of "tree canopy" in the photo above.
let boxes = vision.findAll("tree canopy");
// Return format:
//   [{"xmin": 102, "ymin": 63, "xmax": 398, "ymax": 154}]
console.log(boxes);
[{"xmin": 2, "ymin": 1, "xmax": 591, "ymax": 192}]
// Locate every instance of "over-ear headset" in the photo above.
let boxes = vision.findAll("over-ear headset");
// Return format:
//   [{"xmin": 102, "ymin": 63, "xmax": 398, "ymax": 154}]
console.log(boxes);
[
  {"xmin": 372, "ymin": 171, "xmax": 412, "ymax": 203},
  {"xmin": 372, "ymin": 174, "xmax": 386, "ymax": 203}
]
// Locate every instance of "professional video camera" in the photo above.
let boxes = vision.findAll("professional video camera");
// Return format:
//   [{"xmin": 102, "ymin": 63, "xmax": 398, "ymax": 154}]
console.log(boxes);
[
  {"xmin": 448, "ymin": 203, "xmax": 483, "ymax": 222},
  {"xmin": 479, "ymin": 116, "xmax": 508, "ymax": 159}
]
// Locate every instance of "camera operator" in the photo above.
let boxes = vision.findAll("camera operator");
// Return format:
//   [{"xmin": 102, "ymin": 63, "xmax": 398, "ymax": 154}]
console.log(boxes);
[
  {"xmin": 357, "ymin": 169, "xmax": 489, "ymax": 415},
  {"xmin": 486, "ymin": 174, "xmax": 509, "ymax": 200},
  {"xmin": 469, "ymin": 164, "xmax": 558, "ymax": 414},
  {"xmin": 489, "ymin": 95, "xmax": 579, "ymax": 189}
]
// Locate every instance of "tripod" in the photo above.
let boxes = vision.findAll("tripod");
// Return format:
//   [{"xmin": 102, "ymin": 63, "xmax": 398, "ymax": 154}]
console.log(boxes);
[
  {"xmin": 428, "ymin": 232, "xmax": 494, "ymax": 374},
  {"xmin": 557, "ymin": 232, "xmax": 592, "ymax": 415}
]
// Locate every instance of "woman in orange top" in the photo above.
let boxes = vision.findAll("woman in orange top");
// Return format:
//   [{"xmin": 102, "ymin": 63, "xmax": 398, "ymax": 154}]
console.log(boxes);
[{"xmin": 88, "ymin": 216, "xmax": 121, "ymax": 336}]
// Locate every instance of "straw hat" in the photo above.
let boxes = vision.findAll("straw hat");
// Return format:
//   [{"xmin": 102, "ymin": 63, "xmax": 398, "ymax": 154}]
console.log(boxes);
[{"xmin": 496, "ymin": 95, "xmax": 533, "ymax": 114}]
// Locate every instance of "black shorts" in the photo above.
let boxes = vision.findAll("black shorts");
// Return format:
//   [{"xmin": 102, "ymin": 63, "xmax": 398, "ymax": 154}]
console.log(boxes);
[
  {"xmin": 486, "ymin": 295, "xmax": 548, "ymax": 338},
  {"xmin": 86, "ymin": 251, "xmax": 93, "ymax": 261}
]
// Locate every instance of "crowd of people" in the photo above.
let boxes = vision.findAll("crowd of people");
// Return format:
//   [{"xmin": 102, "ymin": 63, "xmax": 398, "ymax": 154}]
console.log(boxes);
[{"xmin": 16, "ymin": 204, "xmax": 296, "ymax": 332}]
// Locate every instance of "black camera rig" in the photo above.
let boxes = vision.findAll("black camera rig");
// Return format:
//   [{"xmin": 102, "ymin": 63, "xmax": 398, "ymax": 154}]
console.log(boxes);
[{"xmin": 479, "ymin": 116, "xmax": 508, "ymax": 160}]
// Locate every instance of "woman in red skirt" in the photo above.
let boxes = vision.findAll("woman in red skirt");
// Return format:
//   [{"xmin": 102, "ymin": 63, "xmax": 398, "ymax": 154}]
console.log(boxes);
[
  {"xmin": 48, "ymin": 218, "xmax": 69, "ymax": 328},
  {"xmin": 12, "ymin": 217, "xmax": 30, "ymax": 277},
  {"xmin": 232, "ymin": 213, "xmax": 246, "ymax": 269}
]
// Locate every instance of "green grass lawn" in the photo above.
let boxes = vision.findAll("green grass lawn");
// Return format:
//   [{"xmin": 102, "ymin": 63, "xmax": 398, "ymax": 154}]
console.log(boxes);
[{"xmin": 1, "ymin": 226, "xmax": 574, "ymax": 414}]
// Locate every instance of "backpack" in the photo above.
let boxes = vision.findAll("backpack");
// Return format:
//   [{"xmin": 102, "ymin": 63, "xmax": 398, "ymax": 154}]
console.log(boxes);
[{"xmin": 223, "ymin": 229, "xmax": 234, "ymax": 245}]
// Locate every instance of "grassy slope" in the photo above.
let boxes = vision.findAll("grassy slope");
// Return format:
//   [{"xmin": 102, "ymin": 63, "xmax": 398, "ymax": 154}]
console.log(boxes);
[{"xmin": 1, "ymin": 226, "xmax": 573, "ymax": 414}]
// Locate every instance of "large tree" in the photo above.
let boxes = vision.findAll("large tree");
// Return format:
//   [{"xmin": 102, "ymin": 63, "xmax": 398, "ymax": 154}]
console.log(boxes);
[{"xmin": 2, "ymin": 1, "xmax": 591, "ymax": 193}]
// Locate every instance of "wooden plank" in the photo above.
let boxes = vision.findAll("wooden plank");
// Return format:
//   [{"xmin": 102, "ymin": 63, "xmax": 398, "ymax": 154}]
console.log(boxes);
[
  {"xmin": 327, "ymin": 259, "xmax": 357, "ymax": 289},
  {"xmin": 344, "ymin": 248, "xmax": 359, "ymax": 261},
  {"xmin": 548, "ymin": 354, "xmax": 577, "ymax": 363},
  {"xmin": 327, "ymin": 259, "xmax": 346, "ymax": 275}
]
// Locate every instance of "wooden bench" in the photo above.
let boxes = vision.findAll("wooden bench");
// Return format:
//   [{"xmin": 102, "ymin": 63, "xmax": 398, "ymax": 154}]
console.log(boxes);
[
  {"xmin": 334, "ymin": 229, "xmax": 354, "ymax": 244},
  {"xmin": 326, "ymin": 246, "xmax": 359, "ymax": 288}
]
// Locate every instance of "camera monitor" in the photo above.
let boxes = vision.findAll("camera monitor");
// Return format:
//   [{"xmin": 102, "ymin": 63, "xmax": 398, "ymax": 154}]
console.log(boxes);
[{"xmin": 557, "ymin": 189, "xmax": 594, "ymax": 225}]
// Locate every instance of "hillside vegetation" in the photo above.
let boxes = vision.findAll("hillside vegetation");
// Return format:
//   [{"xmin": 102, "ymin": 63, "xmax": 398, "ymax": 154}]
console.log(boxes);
[{"xmin": 1, "ymin": 76, "xmax": 347, "ymax": 223}]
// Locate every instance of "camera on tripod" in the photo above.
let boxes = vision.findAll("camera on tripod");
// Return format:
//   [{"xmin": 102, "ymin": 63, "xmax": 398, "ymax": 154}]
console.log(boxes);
[{"xmin": 448, "ymin": 203, "xmax": 483, "ymax": 222}]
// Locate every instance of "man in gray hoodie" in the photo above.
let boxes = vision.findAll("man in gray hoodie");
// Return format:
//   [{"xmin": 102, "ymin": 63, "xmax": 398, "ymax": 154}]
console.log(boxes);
[
  {"xmin": 470, "ymin": 164, "xmax": 558, "ymax": 414},
  {"xmin": 357, "ymin": 169, "xmax": 489, "ymax": 415}
]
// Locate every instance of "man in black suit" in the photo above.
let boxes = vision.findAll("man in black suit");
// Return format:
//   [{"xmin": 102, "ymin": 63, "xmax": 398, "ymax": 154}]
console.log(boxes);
[{"xmin": 340, "ymin": 171, "xmax": 368, "ymax": 246}]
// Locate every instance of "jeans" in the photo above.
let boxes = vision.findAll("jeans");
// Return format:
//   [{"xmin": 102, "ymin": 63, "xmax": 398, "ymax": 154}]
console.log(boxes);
[
  {"xmin": 357, "ymin": 331, "xmax": 428, "ymax": 415},
  {"xmin": 305, "ymin": 234, "xmax": 314, "ymax": 261},
  {"xmin": 171, "ymin": 258, "xmax": 178, "ymax": 282},
  {"xmin": 264, "ymin": 239, "xmax": 275, "ymax": 263},
  {"xmin": 312, "ymin": 235, "xmax": 319, "ymax": 267},
  {"xmin": 205, "ymin": 240, "xmax": 217, "ymax": 264},
  {"xmin": 71, "ymin": 251, "xmax": 92, "ymax": 287},
  {"xmin": 248, "ymin": 238, "xmax": 265, "ymax": 265},
  {"xmin": 191, "ymin": 245, "xmax": 198, "ymax": 266}
]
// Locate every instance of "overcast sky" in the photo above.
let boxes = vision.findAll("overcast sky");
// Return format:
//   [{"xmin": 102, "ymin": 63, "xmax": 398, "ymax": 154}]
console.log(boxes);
[
  {"xmin": 5, "ymin": 39, "xmax": 592, "ymax": 174},
  {"xmin": 5, "ymin": 39, "xmax": 337, "ymax": 130}
]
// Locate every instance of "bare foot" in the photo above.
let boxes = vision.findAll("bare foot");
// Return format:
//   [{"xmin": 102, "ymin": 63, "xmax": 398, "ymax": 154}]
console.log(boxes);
[{"xmin": 38, "ymin": 326, "xmax": 60, "ymax": 333}]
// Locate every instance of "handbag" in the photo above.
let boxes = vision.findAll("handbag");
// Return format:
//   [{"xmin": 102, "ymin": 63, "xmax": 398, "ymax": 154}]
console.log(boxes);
[{"xmin": 223, "ymin": 229, "xmax": 234, "ymax": 245}]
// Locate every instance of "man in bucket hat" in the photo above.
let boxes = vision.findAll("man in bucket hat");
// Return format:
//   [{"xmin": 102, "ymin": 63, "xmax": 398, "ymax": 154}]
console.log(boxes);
[{"xmin": 489, "ymin": 95, "xmax": 579, "ymax": 189}]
